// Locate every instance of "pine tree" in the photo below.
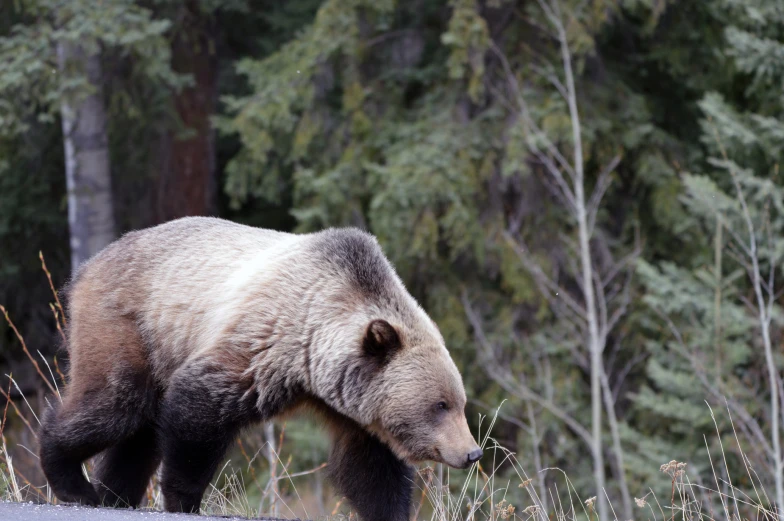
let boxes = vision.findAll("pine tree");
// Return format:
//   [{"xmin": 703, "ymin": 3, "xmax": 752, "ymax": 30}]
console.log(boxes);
[{"xmin": 634, "ymin": 0, "xmax": 784, "ymax": 511}]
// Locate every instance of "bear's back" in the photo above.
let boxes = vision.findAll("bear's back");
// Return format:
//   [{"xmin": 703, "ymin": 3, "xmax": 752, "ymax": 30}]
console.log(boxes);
[
  {"xmin": 71, "ymin": 217, "xmax": 297, "ymax": 310},
  {"xmin": 66, "ymin": 217, "xmax": 409, "ymax": 379},
  {"xmin": 66, "ymin": 218, "xmax": 303, "ymax": 371}
]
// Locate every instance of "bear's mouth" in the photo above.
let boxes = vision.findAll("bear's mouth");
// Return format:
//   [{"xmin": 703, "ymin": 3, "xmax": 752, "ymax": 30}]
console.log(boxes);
[
  {"xmin": 430, "ymin": 446, "xmax": 476, "ymax": 469},
  {"xmin": 432, "ymin": 446, "xmax": 443, "ymax": 463}
]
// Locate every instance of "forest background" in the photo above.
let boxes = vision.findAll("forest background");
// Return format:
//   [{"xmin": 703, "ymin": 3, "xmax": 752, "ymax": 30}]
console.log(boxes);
[{"xmin": 1, "ymin": 1, "xmax": 783, "ymax": 520}]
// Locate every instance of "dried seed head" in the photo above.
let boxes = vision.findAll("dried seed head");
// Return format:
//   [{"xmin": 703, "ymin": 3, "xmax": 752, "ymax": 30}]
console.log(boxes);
[
  {"xmin": 523, "ymin": 505, "xmax": 540, "ymax": 516},
  {"xmin": 635, "ymin": 497, "xmax": 647, "ymax": 508},
  {"xmin": 585, "ymin": 496, "xmax": 597, "ymax": 509},
  {"xmin": 503, "ymin": 505, "xmax": 516, "ymax": 519},
  {"xmin": 660, "ymin": 460, "xmax": 686, "ymax": 476},
  {"xmin": 495, "ymin": 500, "xmax": 516, "ymax": 520},
  {"xmin": 519, "ymin": 478, "xmax": 533, "ymax": 488}
]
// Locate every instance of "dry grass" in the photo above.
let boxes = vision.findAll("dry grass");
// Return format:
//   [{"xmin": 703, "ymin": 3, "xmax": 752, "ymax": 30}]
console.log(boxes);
[{"xmin": 0, "ymin": 257, "xmax": 781, "ymax": 521}]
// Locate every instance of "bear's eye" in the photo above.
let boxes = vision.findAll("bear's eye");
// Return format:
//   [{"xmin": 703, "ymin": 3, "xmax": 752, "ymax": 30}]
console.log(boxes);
[{"xmin": 437, "ymin": 401, "xmax": 449, "ymax": 411}]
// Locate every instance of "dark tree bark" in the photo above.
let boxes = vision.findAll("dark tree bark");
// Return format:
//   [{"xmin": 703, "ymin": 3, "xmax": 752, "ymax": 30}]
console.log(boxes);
[{"xmin": 153, "ymin": 2, "xmax": 218, "ymax": 223}]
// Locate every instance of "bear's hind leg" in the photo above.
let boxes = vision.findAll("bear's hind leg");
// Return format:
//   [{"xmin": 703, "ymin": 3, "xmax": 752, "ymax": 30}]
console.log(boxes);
[
  {"xmin": 39, "ymin": 401, "xmax": 102, "ymax": 506},
  {"xmin": 328, "ymin": 418, "xmax": 414, "ymax": 521},
  {"xmin": 93, "ymin": 424, "xmax": 160, "ymax": 508},
  {"xmin": 40, "ymin": 308, "xmax": 155, "ymax": 507},
  {"xmin": 39, "ymin": 381, "xmax": 151, "ymax": 506}
]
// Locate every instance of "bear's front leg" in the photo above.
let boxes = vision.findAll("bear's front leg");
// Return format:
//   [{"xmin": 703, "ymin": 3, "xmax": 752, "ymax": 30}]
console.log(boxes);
[
  {"xmin": 158, "ymin": 362, "xmax": 259, "ymax": 513},
  {"xmin": 328, "ymin": 418, "xmax": 414, "ymax": 521}
]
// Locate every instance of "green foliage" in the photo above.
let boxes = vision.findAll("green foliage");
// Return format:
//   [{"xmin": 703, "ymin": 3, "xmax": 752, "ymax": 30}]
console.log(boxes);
[
  {"xmin": 442, "ymin": 0, "xmax": 489, "ymax": 101},
  {"xmin": 2, "ymin": 0, "xmax": 784, "ymax": 514},
  {"xmin": 632, "ymin": 0, "xmax": 784, "ymax": 502},
  {"xmin": 0, "ymin": 123, "xmax": 69, "ymax": 358},
  {"xmin": 218, "ymin": 0, "xmax": 396, "ymax": 209},
  {"xmin": 0, "ymin": 0, "xmax": 185, "ymax": 135},
  {"xmin": 220, "ymin": 0, "xmax": 689, "ymax": 506}
]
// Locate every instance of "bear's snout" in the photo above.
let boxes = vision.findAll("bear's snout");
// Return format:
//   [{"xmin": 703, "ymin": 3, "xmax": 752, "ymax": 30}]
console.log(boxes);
[
  {"xmin": 433, "ymin": 412, "xmax": 482, "ymax": 469},
  {"xmin": 452, "ymin": 445, "xmax": 482, "ymax": 469},
  {"xmin": 441, "ymin": 443, "xmax": 482, "ymax": 469},
  {"xmin": 467, "ymin": 447, "xmax": 483, "ymax": 464}
]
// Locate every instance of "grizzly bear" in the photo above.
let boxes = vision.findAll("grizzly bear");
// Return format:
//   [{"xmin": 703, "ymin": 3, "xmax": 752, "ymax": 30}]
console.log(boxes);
[{"xmin": 39, "ymin": 217, "xmax": 481, "ymax": 521}]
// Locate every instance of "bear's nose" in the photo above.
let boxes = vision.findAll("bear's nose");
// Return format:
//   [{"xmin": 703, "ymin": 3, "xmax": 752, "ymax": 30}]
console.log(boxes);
[{"xmin": 467, "ymin": 448, "xmax": 483, "ymax": 464}]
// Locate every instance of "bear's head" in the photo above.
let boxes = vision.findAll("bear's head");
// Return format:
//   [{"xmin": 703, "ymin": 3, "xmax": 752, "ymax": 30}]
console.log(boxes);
[{"xmin": 359, "ymin": 318, "xmax": 482, "ymax": 470}]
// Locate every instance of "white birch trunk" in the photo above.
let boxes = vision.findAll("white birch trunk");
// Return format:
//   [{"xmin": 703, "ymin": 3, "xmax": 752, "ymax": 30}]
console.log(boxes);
[
  {"xmin": 751, "ymin": 263, "xmax": 783, "ymax": 518},
  {"xmin": 57, "ymin": 41, "xmax": 115, "ymax": 275},
  {"xmin": 724, "ymin": 147, "xmax": 784, "ymax": 518},
  {"xmin": 559, "ymin": 21, "xmax": 607, "ymax": 521},
  {"xmin": 601, "ymin": 369, "xmax": 631, "ymax": 519},
  {"xmin": 264, "ymin": 423, "xmax": 279, "ymax": 517}
]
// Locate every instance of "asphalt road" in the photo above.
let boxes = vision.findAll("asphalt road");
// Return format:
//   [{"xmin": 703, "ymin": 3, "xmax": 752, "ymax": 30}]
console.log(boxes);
[{"xmin": 0, "ymin": 502, "xmax": 301, "ymax": 521}]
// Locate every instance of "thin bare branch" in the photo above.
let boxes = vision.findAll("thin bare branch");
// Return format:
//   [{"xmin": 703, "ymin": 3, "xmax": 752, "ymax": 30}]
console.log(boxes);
[
  {"xmin": 605, "ymin": 269, "xmax": 634, "ymax": 337},
  {"xmin": 462, "ymin": 293, "xmax": 595, "ymax": 447},
  {"xmin": 587, "ymin": 155, "xmax": 622, "ymax": 234},
  {"xmin": 611, "ymin": 352, "xmax": 647, "ymax": 404},
  {"xmin": 710, "ymin": 121, "xmax": 783, "ymax": 511},
  {"xmin": 502, "ymin": 231, "xmax": 587, "ymax": 318},
  {"xmin": 531, "ymin": 63, "xmax": 569, "ymax": 101},
  {"xmin": 489, "ymin": 42, "xmax": 577, "ymax": 182},
  {"xmin": 602, "ymin": 242, "xmax": 642, "ymax": 288},
  {"xmin": 0, "ymin": 380, "xmax": 35, "ymax": 438},
  {"xmin": 600, "ymin": 365, "xmax": 633, "ymax": 518},
  {"xmin": 593, "ymin": 267, "xmax": 609, "ymax": 345},
  {"xmin": 655, "ymin": 309, "xmax": 773, "ymax": 455},
  {"xmin": 534, "ymin": 0, "xmax": 562, "ymax": 29},
  {"xmin": 40, "ymin": 251, "xmax": 66, "ymax": 329},
  {"xmin": 0, "ymin": 305, "xmax": 57, "ymax": 394}
]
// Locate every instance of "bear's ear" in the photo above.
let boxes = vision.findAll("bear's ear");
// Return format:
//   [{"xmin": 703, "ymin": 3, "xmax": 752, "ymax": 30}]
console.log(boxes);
[{"xmin": 362, "ymin": 319, "xmax": 402, "ymax": 360}]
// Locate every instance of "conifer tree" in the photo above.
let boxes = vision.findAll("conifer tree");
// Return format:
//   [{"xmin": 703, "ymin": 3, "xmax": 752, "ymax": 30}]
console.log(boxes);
[{"xmin": 636, "ymin": 0, "xmax": 784, "ymax": 510}]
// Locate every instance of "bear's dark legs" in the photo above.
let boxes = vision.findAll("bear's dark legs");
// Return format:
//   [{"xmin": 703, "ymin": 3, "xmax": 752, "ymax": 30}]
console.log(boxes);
[
  {"xmin": 39, "ymin": 402, "xmax": 102, "ymax": 506},
  {"xmin": 158, "ymin": 363, "xmax": 258, "ymax": 513},
  {"xmin": 39, "ymin": 379, "xmax": 153, "ymax": 507},
  {"xmin": 93, "ymin": 424, "xmax": 160, "ymax": 507},
  {"xmin": 328, "ymin": 420, "xmax": 414, "ymax": 521},
  {"xmin": 159, "ymin": 430, "xmax": 236, "ymax": 513}
]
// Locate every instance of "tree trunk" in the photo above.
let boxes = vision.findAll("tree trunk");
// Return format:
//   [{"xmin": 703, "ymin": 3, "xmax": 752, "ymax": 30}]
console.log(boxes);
[
  {"xmin": 601, "ymin": 368, "xmax": 632, "ymax": 519},
  {"xmin": 725, "ymin": 151, "xmax": 784, "ymax": 518},
  {"xmin": 312, "ymin": 446, "xmax": 325, "ymax": 515},
  {"xmin": 714, "ymin": 215, "xmax": 723, "ymax": 381},
  {"xmin": 264, "ymin": 423, "xmax": 279, "ymax": 517},
  {"xmin": 57, "ymin": 41, "xmax": 116, "ymax": 275},
  {"xmin": 153, "ymin": 1, "xmax": 218, "ymax": 223},
  {"xmin": 559, "ymin": 19, "xmax": 607, "ymax": 521}
]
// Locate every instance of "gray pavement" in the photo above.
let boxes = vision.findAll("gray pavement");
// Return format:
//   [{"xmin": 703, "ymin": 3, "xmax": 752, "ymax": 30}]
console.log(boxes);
[{"xmin": 0, "ymin": 502, "xmax": 301, "ymax": 521}]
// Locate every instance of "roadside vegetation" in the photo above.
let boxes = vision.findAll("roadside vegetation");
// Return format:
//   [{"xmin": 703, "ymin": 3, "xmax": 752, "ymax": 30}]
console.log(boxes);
[
  {"xmin": 2, "ymin": 0, "xmax": 783, "ymax": 519},
  {"xmin": 0, "ymin": 264, "xmax": 781, "ymax": 521}
]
